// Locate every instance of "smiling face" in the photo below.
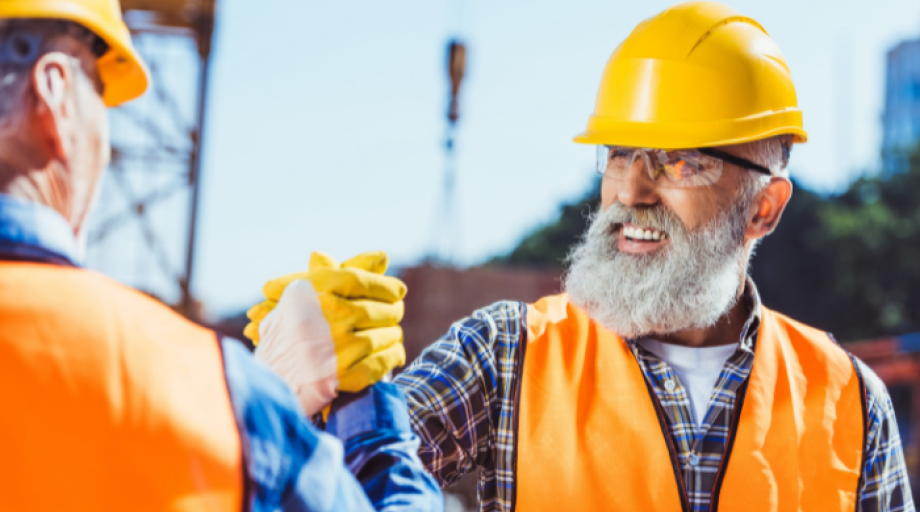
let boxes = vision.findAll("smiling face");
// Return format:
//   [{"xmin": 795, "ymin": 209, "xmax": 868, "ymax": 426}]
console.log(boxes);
[
  {"xmin": 602, "ymin": 145, "xmax": 751, "ymax": 255},
  {"xmin": 564, "ymin": 142, "xmax": 790, "ymax": 339}
]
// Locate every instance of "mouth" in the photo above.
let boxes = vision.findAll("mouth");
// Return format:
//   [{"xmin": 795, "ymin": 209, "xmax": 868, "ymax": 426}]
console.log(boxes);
[{"xmin": 616, "ymin": 222, "xmax": 669, "ymax": 254}]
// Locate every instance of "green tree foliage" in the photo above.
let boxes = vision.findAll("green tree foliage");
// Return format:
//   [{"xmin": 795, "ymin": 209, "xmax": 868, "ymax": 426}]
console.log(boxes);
[{"xmin": 493, "ymin": 149, "xmax": 920, "ymax": 341}]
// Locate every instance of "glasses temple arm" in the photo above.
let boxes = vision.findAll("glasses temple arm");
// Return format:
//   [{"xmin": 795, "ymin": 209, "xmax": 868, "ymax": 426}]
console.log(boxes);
[{"xmin": 698, "ymin": 148, "xmax": 772, "ymax": 176}]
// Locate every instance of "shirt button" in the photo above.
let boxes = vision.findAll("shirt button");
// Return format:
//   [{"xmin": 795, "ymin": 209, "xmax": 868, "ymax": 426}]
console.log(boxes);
[
  {"xmin": 664, "ymin": 379, "xmax": 676, "ymax": 391},
  {"xmin": 688, "ymin": 453, "xmax": 700, "ymax": 466}
]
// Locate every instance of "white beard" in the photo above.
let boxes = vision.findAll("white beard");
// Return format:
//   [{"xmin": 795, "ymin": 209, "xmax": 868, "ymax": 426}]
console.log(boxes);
[{"xmin": 563, "ymin": 199, "xmax": 751, "ymax": 339}]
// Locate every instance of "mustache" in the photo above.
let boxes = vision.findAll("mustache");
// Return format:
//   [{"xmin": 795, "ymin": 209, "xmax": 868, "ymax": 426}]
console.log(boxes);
[{"xmin": 595, "ymin": 202, "xmax": 687, "ymax": 236}]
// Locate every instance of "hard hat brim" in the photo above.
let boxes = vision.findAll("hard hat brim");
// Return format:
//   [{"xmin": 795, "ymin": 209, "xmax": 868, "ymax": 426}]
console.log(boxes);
[
  {"xmin": 574, "ymin": 109, "xmax": 808, "ymax": 149},
  {"xmin": 96, "ymin": 34, "xmax": 149, "ymax": 107}
]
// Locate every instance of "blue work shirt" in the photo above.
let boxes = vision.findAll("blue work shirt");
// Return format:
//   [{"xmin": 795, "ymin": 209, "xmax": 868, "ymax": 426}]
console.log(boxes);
[{"xmin": 0, "ymin": 193, "xmax": 442, "ymax": 512}]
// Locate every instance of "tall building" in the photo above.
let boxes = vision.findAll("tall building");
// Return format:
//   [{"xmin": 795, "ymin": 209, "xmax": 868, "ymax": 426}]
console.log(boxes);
[{"xmin": 882, "ymin": 37, "xmax": 920, "ymax": 173}]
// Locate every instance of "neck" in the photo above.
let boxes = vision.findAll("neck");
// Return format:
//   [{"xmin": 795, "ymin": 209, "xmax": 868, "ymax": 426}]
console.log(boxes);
[
  {"xmin": 0, "ymin": 158, "xmax": 81, "ymax": 235},
  {"xmin": 655, "ymin": 289, "xmax": 752, "ymax": 349}
]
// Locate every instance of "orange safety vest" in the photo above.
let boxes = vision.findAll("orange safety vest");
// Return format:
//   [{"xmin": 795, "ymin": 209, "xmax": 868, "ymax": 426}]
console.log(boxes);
[
  {"xmin": 0, "ymin": 262, "xmax": 244, "ymax": 511},
  {"xmin": 517, "ymin": 294, "xmax": 866, "ymax": 512}
]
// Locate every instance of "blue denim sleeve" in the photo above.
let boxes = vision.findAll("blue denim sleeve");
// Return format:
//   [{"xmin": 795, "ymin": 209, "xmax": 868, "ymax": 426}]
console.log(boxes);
[
  {"xmin": 221, "ymin": 337, "xmax": 378, "ymax": 512},
  {"xmin": 325, "ymin": 382, "xmax": 443, "ymax": 512}
]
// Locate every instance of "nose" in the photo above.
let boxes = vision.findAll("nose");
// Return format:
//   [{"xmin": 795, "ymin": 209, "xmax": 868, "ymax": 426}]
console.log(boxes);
[{"xmin": 603, "ymin": 154, "xmax": 661, "ymax": 209}]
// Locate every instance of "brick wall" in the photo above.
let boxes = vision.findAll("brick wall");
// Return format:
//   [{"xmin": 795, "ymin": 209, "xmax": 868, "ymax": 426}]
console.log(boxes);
[{"xmin": 399, "ymin": 264, "xmax": 562, "ymax": 366}]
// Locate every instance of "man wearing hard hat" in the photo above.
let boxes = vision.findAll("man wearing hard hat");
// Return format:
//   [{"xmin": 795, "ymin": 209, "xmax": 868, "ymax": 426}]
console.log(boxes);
[
  {"xmin": 249, "ymin": 2, "xmax": 913, "ymax": 511},
  {"xmin": 0, "ymin": 1, "xmax": 441, "ymax": 511}
]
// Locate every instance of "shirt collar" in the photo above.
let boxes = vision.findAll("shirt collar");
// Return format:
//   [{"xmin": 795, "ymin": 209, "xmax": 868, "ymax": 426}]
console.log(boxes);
[
  {"xmin": 738, "ymin": 277, "xmax": 762, "ymax": 354},
  {"xmin": 0, "ymin": 194, "xmax": 82, "ymax": 266}
]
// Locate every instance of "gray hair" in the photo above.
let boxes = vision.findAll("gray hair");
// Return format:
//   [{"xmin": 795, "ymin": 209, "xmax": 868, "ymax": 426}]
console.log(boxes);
[
  {"xmin": 727, "ymin": 134, "xmax": 794, "ymax": 258},
  {"xmin": 746, "ymin": 135, "xmax": 793, "ymax": 176},
  {"xmin": 0, "ymin": 19, "xmax": 106, "ymax": 120},
  {"xmin": 732, "ymin": 134, "xmax": 793, "ymax": 218},
  {"xmin": 734, "ymin": 134, "xmax": 793, "ymax": 195}
]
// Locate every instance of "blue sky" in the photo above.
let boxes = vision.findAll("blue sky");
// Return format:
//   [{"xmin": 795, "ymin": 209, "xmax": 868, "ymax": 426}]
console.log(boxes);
[{"xmin": 176, "ymin": 0, "xmax": 920, "ymax": 317}]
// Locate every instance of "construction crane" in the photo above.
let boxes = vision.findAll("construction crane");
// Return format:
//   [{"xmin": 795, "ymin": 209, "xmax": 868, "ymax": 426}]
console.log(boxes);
[
  {"xmin": 86, "ymin": 0, "xmax": 216, "ymax": 320},
  {"xmin": 430, "ymin": 39, "xmax": 466, "ymax": 264}
]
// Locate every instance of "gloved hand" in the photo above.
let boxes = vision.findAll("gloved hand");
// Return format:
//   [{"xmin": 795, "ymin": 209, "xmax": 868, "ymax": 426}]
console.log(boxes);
[{"xmin": 245, "ymin": 251, "xmax": 407, "ymax": 416}]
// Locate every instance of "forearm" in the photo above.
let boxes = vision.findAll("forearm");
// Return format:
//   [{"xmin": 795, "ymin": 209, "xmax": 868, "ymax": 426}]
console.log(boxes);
[
  {"xmin": 284, "ymin": 431, "xmax": 379, "ymax": 512},
  {"xmin": 326, "ymin": 382, "xmax": 443, "ymax": 512},
  {"xmin": 392, "ymin": 301, "xmax": 525, "ymax": 487},
  {"xmin": 222, "ymin": 337, "xmax": 392, "ymax": 512},
  {"xmin": 395, "ymin": 341, "xmax": 490, "ymax": 487}
]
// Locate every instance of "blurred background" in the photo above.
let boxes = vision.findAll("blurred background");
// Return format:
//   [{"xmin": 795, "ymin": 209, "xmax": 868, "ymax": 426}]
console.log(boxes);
[{"xmin": 89, "ymin": 0, "xmax": 920, "ymax": 509}]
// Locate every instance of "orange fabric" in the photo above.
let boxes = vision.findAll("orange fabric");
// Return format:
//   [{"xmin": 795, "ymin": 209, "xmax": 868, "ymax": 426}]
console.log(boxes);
[
  {"xmin": 718, "ymin": 310, "xmax": 864, "ymax": 511},
  {"xmin": 0, "ymin": 263, "xmax": 243, "ymax": 512},
  {"xmin": 517, "ymin": 294, "xmax": 684, "ymax": 511},
  {"xmin": 517, "ymin": 294, "xmax": 864, "ymax": 512}
]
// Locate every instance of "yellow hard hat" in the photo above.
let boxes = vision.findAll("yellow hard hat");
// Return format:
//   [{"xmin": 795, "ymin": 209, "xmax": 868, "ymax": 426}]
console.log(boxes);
[
  {"xmin": 0, "ymin": 0, "xmax": 149, "ymax": 107},
  {"xmin": 575, "ymin": 1, "xmax": 807, "ymax": 149}
]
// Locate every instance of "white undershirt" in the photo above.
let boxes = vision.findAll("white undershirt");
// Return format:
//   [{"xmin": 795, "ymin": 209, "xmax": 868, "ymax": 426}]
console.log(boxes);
[{"xmin": 638, "ymin": 338, "xmax": 739, "ymax": 429}]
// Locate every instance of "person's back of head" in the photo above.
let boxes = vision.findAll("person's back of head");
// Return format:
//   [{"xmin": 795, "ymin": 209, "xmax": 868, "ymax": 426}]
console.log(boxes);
[
  {"xmin": 0, "ymin": 0, "xmax": 147, "ymax": 243},
  {"xmin": 0, "ymin": 18, "xmax": 110, "ymax": 237}
]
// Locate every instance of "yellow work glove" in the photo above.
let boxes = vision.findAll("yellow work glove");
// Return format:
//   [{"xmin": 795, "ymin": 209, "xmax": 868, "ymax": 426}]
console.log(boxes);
[{"xmin": 246, "ymin": 251, "xmax": 407, "ymax": 416}]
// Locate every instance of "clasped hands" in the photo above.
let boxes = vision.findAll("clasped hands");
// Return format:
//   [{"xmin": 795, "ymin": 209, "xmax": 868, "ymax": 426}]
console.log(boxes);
[{"xmin": 245, "ymin": 251, "xmax": 406, "ymax": 416}]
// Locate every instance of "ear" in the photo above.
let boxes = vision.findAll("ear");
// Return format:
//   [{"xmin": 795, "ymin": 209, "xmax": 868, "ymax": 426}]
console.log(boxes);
[
  {"xmin": 31, "ymin": 52, "xmax": 78, "ymax": 162},
  {"xmin": 745, "ymin": 177, "xmax": 793, "ymax": 241}
]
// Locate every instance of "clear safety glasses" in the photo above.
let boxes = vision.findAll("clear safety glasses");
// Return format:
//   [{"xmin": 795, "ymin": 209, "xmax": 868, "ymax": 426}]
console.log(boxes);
[{"xmin": 596, "ymin": 146, "xmax": 772, "ymax": 188}]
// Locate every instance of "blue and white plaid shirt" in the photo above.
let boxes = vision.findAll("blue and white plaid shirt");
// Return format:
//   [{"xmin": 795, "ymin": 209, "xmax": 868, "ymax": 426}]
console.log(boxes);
[{"xmin": 394, "ymin": 282, "xmax": 914, "ymax": 512}]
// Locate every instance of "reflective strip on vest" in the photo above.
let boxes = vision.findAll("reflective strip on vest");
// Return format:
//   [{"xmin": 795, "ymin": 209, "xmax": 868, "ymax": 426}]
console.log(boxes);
[
  {"xmin": 516, "ymin": 293, "xmax": 865, "ymax": 512},
  {"xmin": 0, "ymin": 262, "xmax": 244, "ymax": 511}
]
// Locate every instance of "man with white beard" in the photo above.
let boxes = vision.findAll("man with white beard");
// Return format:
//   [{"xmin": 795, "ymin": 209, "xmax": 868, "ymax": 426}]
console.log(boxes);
[{"xmin": 249, "ymin": 2, "xmax": 912, "ymax": 511}]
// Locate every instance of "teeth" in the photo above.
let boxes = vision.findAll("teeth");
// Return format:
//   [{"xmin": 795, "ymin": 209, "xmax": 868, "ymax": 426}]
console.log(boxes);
[{"xmin": 623, "ymin": 225, "xmax": 667, "ymax": 242}]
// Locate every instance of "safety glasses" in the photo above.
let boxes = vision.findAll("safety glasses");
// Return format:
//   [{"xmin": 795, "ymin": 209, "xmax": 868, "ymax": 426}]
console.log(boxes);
[{"xmin": 596, "ymin": 146, "xmax": 772, "ymax": 188}]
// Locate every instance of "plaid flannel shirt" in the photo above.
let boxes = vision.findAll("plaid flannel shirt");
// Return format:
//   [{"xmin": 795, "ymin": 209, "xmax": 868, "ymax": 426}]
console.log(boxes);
[{"xmin": 394, "ymin": 281, "xmax": 914, "ymax": 512}]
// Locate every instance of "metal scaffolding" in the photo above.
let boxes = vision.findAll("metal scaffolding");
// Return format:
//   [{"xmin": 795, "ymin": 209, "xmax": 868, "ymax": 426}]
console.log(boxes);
[{"xmin": 85, "ymin": 0, "xmax": 216, "ymax": 320}]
